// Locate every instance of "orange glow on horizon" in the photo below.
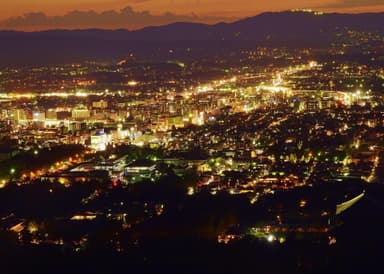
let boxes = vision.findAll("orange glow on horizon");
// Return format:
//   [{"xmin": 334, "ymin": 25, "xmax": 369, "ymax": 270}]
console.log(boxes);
[{"xmin": 0, "ymin": 1, "xmax": 383, "ymax": 31}]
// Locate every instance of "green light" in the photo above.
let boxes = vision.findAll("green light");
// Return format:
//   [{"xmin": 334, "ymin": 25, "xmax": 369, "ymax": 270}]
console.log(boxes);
[{"xmin": 10, "ymin": 168, "xmax": 16, "ymax": 175}]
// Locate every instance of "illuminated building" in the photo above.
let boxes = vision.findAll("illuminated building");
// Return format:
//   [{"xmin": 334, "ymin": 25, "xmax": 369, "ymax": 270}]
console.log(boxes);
[
  {"xmin": 46, "ymin": 109, "xmax": 57, "ymax": 120},
  {"xmin": 11, "ymin": 109, "xmax": 27, "ymax": 122},
  {"xmin": 72, "ymin": 107, "xmax": 90, "ymax": 120},
  {"xmin": 92, "ymin": 100, "xmax": 108, "ymax": 109},
  {"xmin": 124, "ymin": 159, "xmax": 157, "ymax": 183},
  {"xmin": 90, "ymin": 129, "xmax": 109, "ymax": 151},
  {"xmin": 305, "ymin": 99, "xmax": 319, "ymax": 112},
  {"xmin": 33, "ymin": 111, "xmax": 45, "ymax": 122}
]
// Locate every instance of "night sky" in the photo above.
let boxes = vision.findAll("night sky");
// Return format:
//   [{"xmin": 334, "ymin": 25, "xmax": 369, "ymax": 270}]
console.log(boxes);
[{"xmin": 1, "ymin": 0, "xmax": 383, "ymax": 30}]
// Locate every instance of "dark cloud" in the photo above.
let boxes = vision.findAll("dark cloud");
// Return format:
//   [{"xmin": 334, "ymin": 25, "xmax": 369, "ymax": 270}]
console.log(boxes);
[
  {"xmin": 321, "ymin": 0, "xmax": 384, "ymax": 8},
  {"xmin": 0, "ymin": 6, "xmax": 236, "ymax": 30}
]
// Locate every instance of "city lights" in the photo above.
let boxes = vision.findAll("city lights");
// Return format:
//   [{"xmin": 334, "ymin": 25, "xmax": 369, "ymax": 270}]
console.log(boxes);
[{"xmin": 0, "ymin": 6, "xmax": 382, "ymax": 273}]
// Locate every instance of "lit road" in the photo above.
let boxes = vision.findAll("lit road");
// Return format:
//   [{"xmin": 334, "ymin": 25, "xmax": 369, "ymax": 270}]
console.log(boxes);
[{"xmin": 336, "ymin": 191, "xmax": 365, "ymax": 215}]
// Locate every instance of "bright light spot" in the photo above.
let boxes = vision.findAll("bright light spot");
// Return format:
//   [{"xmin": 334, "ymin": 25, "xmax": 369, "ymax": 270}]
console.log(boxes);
[
  {"xmin": 187, "ymin": 187, "xmax": 194, "ymax": 196},
  {"xmin": 267, "ymin": 234, "xmax": 276, "ymax": 242},
  {"xmin": 99, "ymin": 143, "xmax": 106, "ymax": 151},
  {"xmin": 128, "ymin": 81, "xmax": 138, "ymax": 87},
  {"xmin": 75, "ymin": 92, "xmax": 88, "ymax": 97},
  {"xmin": 299, "ymin": 200, "xmax": 307, "ymax": 208},
  {"xmin": 28, "ymin": 222, "xmax": 38, "ymax": 234}
]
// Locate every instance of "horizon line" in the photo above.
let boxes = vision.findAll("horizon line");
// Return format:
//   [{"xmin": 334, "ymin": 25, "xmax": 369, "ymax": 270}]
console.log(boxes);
[{"xmin": 0, "ymin": 9, "xmax": 383, "ymax": 33}]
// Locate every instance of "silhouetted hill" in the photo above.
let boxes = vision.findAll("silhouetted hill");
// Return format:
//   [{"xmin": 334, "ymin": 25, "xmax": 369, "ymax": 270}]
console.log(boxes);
[{"xmin": 0, "ymin": 11, "xmax": 382, "ymax": 65}]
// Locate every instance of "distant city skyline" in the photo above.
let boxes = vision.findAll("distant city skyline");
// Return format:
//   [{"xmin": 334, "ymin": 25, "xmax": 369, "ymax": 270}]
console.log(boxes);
[{"xmin": 0, "ymin": 0, "xmax": 383, "ymax": 31}]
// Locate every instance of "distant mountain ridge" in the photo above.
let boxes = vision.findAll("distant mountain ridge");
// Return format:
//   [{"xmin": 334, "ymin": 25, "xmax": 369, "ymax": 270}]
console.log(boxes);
[{"xmin": 0, "ymin": 11, "xmax": 383, "ymax": 65}]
